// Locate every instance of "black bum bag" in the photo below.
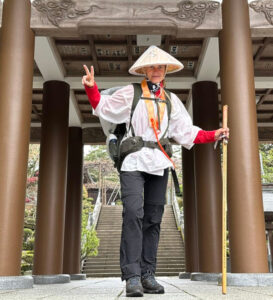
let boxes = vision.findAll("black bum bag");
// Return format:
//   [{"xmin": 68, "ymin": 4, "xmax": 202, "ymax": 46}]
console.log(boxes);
[{"xmin": 119, "ymin": 136, "xmax": 173, "ymax": 160}]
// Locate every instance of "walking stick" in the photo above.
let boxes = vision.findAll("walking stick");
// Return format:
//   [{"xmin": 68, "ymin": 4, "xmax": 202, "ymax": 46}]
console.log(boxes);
[{"xmin": 222, "ymin": 105, "xmax": 228, "ymax": 295}]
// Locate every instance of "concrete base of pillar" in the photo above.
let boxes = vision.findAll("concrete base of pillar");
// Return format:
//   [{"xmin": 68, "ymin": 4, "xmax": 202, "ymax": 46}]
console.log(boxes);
[
  {"xmin": 218, "ymin": 273, "xmax": 273, "ymax": 286},
  {"xmin": 179, "ymin": 272, "xmax": 191, "ymax": 279},
  {"xmin": 0, "ymin": 276, "xmax": 33, "ymax": 290},
  {"xmin": 191, "ymin": 272, "xmax": 220, "ymax": 282},
  {"xmin": 70, "ymin": 274, "xmax": 86, "ymax": 280},
  {"xmin": 33, "ymin": 274, "xmax": 70, "ymax": 284}
]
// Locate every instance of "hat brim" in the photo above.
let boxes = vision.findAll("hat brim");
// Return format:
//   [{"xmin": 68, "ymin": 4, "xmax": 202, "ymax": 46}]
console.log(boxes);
[{"xmin": 129, "ymin": 63, "xmax": 184, "ymax": 76}]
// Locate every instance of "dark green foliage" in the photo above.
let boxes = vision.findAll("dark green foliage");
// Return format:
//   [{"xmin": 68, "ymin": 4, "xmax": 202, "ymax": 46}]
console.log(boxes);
[
  {"xmin": 23, "ymin": 228, "xmax": 35, "ymax": 251},
  {"xmin": 21, "ymin": 250, "xmax": 34, "ymax": 274},
  {"xmin": 81, "ymin": 194, "xmax": 99, "ymax": 263},
  {"xmin": 260, "ymin": 144, "xmax": 273, "ymax": 183}
]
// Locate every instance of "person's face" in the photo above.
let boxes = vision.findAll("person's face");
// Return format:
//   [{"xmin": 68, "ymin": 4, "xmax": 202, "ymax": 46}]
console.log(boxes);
[{"xmin": 144, "ymin": 65, "xmax": 166, "ymax": 83}]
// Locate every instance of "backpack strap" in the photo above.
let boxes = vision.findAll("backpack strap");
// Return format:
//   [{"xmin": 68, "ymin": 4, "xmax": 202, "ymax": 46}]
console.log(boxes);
[
  {"xmin": 128, "ymin": 84, "xmax": 172, "ymax": 139},
  {"xmin": 159, "ymin": 88, "xmax": 172, "ymax": 141},
  {"xmin": 128, "ymin": 83, "xmax": 142, "ymax": 137}
]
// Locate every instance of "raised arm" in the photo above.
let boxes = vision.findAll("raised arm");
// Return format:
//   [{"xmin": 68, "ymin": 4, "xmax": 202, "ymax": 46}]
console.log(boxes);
[
  {"xmin": 82, "ymin": 65, "xmax": 133, "ymax": 124},
  {"xmin": 82, "ymin": 65, "xmax": 101, "ymax": 109}
]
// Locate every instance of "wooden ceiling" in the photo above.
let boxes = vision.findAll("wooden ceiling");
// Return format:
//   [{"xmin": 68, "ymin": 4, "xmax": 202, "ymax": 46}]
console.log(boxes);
[{"xmin": 31, "ymin": 35, "xmax": 273, "ymax": 142}]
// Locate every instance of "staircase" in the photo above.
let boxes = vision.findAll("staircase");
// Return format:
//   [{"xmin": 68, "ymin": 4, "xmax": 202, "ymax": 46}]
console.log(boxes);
[{"xmin": 82, "ymin": 204, "xmax": 185, "ymax": 277}]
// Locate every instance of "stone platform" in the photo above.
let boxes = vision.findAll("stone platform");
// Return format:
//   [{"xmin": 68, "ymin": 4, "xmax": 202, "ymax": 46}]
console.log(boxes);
[{"xmin": 1, "ymin": 276, "xmax": 273, "ymax": 299}]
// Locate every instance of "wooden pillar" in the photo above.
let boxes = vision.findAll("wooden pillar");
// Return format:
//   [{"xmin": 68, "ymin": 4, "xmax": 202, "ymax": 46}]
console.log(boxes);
[
  {"xmin": 192, "ymin": 81, "xmax": 222, "ymax": 273},
  {"xmin": 63, "ymin": 127, "xmax": 83, "ymax": 274},
  {"xmin": 219, "ymin": 0, "xmax": 268, "ymax": 272},
  {"xmin": 0, "ymin": 0, "xmax": 34, "ymax": 276},
  {"xmin": 33, "ymin": 81, "xmax": 70, "ymax": 275},
  {"xmin": 182, "ymin": 148, "xmax": 199, "ymax": 272}
]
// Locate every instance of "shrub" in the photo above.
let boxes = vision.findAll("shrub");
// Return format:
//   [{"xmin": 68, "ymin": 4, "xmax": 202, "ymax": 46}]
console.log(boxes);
[{"xmin": 21, "ymin": 250, "xmax": 34, "ymax": 274}]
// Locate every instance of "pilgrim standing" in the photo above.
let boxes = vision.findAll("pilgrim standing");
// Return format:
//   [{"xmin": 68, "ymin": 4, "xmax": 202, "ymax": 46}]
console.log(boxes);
[{"xmin": 82, "ymin": 46, "xmax": 229, "ymax": 297}]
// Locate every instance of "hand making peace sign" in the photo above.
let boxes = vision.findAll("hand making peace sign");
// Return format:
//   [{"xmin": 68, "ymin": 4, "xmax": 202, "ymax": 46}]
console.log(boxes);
[{"xmin": 82, "ymin": 65, "xmax": 95, "ymax": 88}]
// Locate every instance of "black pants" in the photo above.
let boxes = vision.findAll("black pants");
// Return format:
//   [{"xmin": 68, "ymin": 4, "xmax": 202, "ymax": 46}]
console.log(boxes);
[{"xmin": 119, "ymin": 169, "xmax": 169, "ymax": 281}]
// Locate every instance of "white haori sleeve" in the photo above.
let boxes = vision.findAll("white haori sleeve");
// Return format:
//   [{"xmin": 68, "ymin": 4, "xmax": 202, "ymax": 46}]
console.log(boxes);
[
  {"xmin": 168, "ymin": 93, "xmax": 201, "ymax": 149},
  {"xmin": 93, "ymin": 84, "xmax": 134, "ymax": 124}
]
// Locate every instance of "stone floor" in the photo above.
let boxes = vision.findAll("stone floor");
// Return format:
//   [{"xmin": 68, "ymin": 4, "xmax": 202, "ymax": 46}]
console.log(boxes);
[{"xmin": 1, "ymin": 277, "xmax": 273, "ymax": 299}]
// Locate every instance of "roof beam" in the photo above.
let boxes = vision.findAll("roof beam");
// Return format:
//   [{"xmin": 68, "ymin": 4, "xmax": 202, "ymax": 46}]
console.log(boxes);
[
  {"xmin": 164, "ymin": 35, "xmax": 171, "ymax": 52},
  {"xmin": 32, "ymin": 105, "xmax": 42, "ymax": 122},
  {"xmin": 33, "ymin": 75, "xmax": 273, "ymax": 90},
  {"xmin": 257, "ymin": 89, "xmax": 272, "ymax": 107},
  {"xmin": 195, "ymin": 37, "xmax": 220, "ymax": 81},
  {"xmin": 33, "ymin": 76, "xmax": 196, "ymax": 90},
  {"xmin": 34, "ymin": 36, "xmax": 65, "ymax": 80},
  {"xmin": 127, "ymin": 35, "xmax": 133, "ymax": 67},
  {"xmin": 88, "ymin": 36, "xmax": 100, "ymax": 75},
  {"xmin": 34, "ymin": 36, "xmax": 82, "ymax": 127},
  {"xmin": 254, "ymin": 37, "xmax": 272, "ymax": 62}
]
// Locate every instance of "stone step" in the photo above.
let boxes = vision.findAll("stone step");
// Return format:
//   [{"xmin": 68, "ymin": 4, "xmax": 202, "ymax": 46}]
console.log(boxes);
[
  {"xmin": 97, "ymin": 221, "xmax": 177, "ymax": 225},
  {"xmin": 88, "ymin": 255, "xmax": 185, "ymax": 260},
  {"xmin": 84, "ymin": 271, "xmax": 183, "ymax": 277},
  {"xmin": 96, "ymin": 237, "xmax": 183, "ymax": 241},
  {"xmin": 82, "ymin": 267, "xmax": 184, "ymax": 274},
  {"xmin": 94, "ymin": 253, "xmax": 184, "ymax": 257},
  {"xmin": 83, "ymin": 263, "xmax": 184, "ymax": 270},
  {"xmin": 83, "ymin": 205, "xmax": 185, "ymax": 278},
  {"xmin": 98, "ymin": 220, "xmax": 177, "ymax": 223},
  {"xmin": 85, "ymin": 258, "xmax": 185, "ymax": 263},
  {"xmin": 97, "ymin": 242, "xmax": 183, "ymax": 246},
  {"xmin": 96, "ymin": 237, "xmax": 182, "ymax": 240},
  {"xmin": 96, "ymin": 246, "xmax": 184, "ymax": 250},
  {"xmin": 97, "ymin": 231, "xmax": 181, "ymax": 234},
  {"xmin": 97, "ymin": 225, "xmax": 178, "ymax": 233},
  {"xmin": 96, "ymin": 236, "xmax": 182, "ymax": 240},
  {"xmin": 98, "ymin": 222, "xmax": 177, "ymax": 226},
  {"xmin": 97, "ymin": 246, "xmax": 184, "ymax": 250},
  {"xmin": 83, "ymin": 263, "xmax": 184, "ymax": 271}
]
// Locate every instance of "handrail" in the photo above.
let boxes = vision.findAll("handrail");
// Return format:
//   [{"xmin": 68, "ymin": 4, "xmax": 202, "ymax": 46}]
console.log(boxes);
[
  {"xmin": 107, "ymin": 181, "xmax": 119, "ymax": 205},
  {"xmin": 88, "ymin": 190, "xmax": 102, "ymax": 229},
  {"xmin": 170, "ymin": 184, "xmax": 184, "ymax": 240}
]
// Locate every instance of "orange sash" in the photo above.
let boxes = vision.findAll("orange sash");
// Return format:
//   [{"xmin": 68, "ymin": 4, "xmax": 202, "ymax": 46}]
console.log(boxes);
[
  {"xmin": 141, "ymin": 79, "xmax": 166, "ymax": 130},
  {"xmin": 141, "ymin": 79, "xmax": 176, "ymax": 168}
]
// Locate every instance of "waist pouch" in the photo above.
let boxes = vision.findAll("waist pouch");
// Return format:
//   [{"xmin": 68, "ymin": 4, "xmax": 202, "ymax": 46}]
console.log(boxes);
[{"xmin": 119, "ymin": 136, "xmax": 172, "ymax": 161}]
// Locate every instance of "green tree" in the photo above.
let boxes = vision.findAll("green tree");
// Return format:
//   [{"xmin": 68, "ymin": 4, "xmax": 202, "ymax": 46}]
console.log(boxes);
[
  {"xmin": 260, "ymin": 143, "xmax": 273, "ymax": 183},
  {"xmin": 84, "ymin": 145, "xmax": 109, "ymax": 162},
  {"xmin": 21, "ymin": 208, "xmax": 35, "ymax": 274},
  {"xmin": 27, "ymin": 144, "xmax": 40, "ymax": 178},
  {"xmin": 81, "ymin": 190, "xmax": 99, "ymax": 263}
]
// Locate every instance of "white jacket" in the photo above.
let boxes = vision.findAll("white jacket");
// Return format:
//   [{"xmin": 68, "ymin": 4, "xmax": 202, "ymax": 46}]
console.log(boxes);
[{"xmin": 94, "ymin": 84, "xmax": 200, "ymax": 176}]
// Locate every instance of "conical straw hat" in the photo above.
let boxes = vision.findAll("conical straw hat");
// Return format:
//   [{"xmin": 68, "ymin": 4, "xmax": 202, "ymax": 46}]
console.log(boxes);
[{"xmin": 129, "ymin": 45, "xmax": 184, "ymax": 76}]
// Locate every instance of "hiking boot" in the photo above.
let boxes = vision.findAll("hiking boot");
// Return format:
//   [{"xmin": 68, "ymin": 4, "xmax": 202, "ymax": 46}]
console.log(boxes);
[
  {"xmin": 126, "ymin": 276, "xmax": 143, "ymax": 297},
  {"xmin": 141, "ymin": 271, "xmax": 165, "ymax": 294}
]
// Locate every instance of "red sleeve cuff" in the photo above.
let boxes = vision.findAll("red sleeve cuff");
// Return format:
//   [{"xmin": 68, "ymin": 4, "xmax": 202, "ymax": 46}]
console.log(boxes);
[
  {"xmin": 194, "ymin": 130, "xmax": 216, "ymax": 144},
  {"xmin": 84, "ymin": 82, "xmax": 101, "ymax": 109}
]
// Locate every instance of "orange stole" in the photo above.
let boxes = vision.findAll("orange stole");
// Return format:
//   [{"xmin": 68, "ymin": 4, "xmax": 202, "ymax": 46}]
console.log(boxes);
[
  {"xmin": 141, "ymin": 79, "xmax": 166, "ymax": 130},
  {"xmin": 141, "ymin": 79, "xmax": 175, "ymax": 168}
]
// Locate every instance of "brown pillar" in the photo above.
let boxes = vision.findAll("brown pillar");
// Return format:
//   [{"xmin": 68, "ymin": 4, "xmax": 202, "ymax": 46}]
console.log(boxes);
[
  {"xmin": 192, "ymin": 81, "xmax": 222, "ymax": 273},
  {"xmin": 219, "ymin": 0, "xmax": 268, "ymax": 273},
  {"xmin": 0, "ymin": 0, "xmax": 34, "ymax": 276},
  {"xmin": 63, "ymin": 127, "xmax": 83, "ymax": 274},
  {"xmin": 33, "ymin": 81, "xmax": 70, "ymax": 275},
  {"xmin": 182, "ymin": 148, "xmax": 199, "ymax": 272}
]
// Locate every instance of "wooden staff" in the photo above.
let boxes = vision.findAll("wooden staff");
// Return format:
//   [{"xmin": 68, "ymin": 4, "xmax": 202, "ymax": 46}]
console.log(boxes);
[{"xmin": 222, "ymin": 105, "xmax": 228, "ymax": 295}]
